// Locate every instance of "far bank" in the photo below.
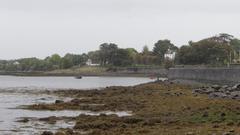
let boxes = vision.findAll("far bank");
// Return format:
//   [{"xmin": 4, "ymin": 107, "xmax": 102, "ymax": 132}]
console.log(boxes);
[{"xmin": 0, "ymin": 66, "xmax": 168, "ymax": 77}]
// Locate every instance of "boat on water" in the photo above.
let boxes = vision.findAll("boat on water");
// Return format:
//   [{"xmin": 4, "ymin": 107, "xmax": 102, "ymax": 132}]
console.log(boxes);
[{"xmin": 75, "ymin": 76, "xmax": 83, "ymax": 79}]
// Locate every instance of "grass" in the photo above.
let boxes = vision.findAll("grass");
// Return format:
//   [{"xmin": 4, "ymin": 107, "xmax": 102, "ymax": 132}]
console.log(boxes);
[{"xmin": 44, "ymin": 66, "xmax": 107, "ymax": 76}]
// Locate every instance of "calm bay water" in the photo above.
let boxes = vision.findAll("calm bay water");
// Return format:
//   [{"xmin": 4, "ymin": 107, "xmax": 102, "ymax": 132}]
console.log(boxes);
[
  {"xmin": 0, "ymin": 76, "xmax": 155, "ymax": 134},
  {"xmin": 0, "ymin": 76, "xmax": 153, "ymax": 91}
]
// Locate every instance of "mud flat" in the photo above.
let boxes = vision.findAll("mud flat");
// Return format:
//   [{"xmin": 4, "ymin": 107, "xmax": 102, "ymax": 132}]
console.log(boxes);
[{"xmin": 19, "ymin": 81, "xmax": 240, "ymax": 135}]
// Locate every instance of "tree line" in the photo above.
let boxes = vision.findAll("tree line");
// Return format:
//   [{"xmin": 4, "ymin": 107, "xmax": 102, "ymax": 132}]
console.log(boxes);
[
  {"xmin": 0, "ymin": 53, "xmax": 88, "ymax": 72},
  {"xmin": 177, "ymin": 34, "xmax": 240, "ymax": 66},
  {"xmin": 1, "ymin": 33, "xmax": 240, "ymax": 72}
]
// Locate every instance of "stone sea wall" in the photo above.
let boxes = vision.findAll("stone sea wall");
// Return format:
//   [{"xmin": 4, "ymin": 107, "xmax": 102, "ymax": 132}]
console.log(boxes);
[
  {"xmin": 168, "ymin": 68, "xmax": 240, "ymax": 83},
  {"xmin": 108, "ymin": 67, "xmax": 168, "ymax": 77}
]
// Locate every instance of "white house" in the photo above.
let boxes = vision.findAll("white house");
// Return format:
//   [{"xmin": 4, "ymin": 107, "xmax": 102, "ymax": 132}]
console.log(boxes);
[
  {"xmin": 164, "ymin": 49, "xmax": 176, "ymax": 60},
  {"xmin": 13, "ymin": 61, "xmax": 20, "ymax": 65},
  {"xmin": 86, "ymin": 59, "xmax": 100, "ymax": 66}
]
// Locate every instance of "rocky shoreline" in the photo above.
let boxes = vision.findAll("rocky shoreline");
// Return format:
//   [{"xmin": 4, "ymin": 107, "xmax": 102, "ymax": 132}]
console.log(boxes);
[
  {"xmin": 13, "ymin": 80, "xmax": 240, "ymax": 135},
  {"xmin": 193, "ymin": 83, "xmax": 240, "ymax": 99}
]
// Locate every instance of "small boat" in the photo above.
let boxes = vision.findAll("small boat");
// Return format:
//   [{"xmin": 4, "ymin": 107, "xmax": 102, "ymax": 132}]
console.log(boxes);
[{"xmin": 75, "ymin": 76, "xmax": 83, "ymax": 79}]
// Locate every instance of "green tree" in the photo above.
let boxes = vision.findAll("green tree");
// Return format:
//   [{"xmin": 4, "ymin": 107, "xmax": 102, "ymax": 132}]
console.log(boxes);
[
  {"xmin": 142, "ymin": 45, "xmax": 150, "ymax": 55},
  {"xmin": 99, "ymin": 43, "xmax": 118, "ymax": 65},
  {"xmin": 177, "ymin": 45, "xmax": 192, "ymax": 64},
  {"xmin": 88, "ymin": 51, "xmax": 101, "ymax": 64},
  {"xmin": 126, "ymin": 48, "xmax": 138, "ymax": 64},
  {"xmin": 61, "ymin": 57, "xmax": 73, "ymax": 69},
  {"xmin": 178, "ymin": 39, "xmax": 232, "ymax": 65},
  {"xmin": 47, "ymin": 54, "xmax": 62, "ymax": 69},
  {"xmin": 61, "ymin": 53, "xmax": 89, "ymax": 69},
  {"xmin": 230, "ymin": 39, "xmax": 240, "ymax": 60},
  {"xmin": 153, "ymin": 40, "xmax": 178, "ymax": 64},
  {"xmin": 112, "ymin": 49, "xmax": 133, "ymax": 66}
]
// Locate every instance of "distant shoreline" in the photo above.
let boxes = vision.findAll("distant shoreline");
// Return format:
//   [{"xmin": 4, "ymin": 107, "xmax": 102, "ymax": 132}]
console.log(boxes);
[
  {"xmin": 0, "ymin": 66, "xmax": 168, "ymax": 77},
  {"xmin": 0, "ymin": 71, "xmax": 167, "ymax": 78}
]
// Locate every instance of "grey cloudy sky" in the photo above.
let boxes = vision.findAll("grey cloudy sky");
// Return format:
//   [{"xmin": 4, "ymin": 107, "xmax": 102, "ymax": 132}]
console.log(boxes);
[{"xmin": 0, "ymin": 0, "xmax": 240, "ymax": 59}]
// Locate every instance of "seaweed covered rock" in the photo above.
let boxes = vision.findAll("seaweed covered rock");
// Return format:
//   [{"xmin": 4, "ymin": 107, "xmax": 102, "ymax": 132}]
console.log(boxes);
[
  {"xmin": 193, "ymin": 83, "xmax": 240, "ymax": 99},
  {"xmin": 55, "ymin": 100, "xmax": 64, "ymax": 104},
  {"xmin": 42, "ymin": 131, "xmax": 54, "ymax": 135}
]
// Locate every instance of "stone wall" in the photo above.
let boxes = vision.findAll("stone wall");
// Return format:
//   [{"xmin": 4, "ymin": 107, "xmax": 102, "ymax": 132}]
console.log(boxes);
[
  {"xmin": 109, "ymin": 67, "xmax": 168, "ymax": 77},
  {"xmin": 168, "ymin": 68, "xmax": 240, "ymax": 83}
]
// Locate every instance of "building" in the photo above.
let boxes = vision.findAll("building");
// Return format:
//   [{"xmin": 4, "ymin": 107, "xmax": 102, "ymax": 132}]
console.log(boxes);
[
  {"xmin": 164, "ymin": 49, "xmax": 176, "ymax": 60},
  {"xmin": 13, "ymin": 61, "xmax": 20, "ymax": 65},
  {"xmin": 86, "ymin": 59, "xmax": 100, "ymax": 66}
]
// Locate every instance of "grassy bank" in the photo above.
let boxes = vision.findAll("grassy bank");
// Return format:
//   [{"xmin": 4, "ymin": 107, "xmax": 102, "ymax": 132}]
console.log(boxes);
[
  {"xmin": 44, "ymin": 66, "xmax": 108, "ymax": 76},
  {"xmin": 0, "ymin": 66, "xmax": 107, "ymax": 76},
  {"xmin": 0, "ymin": 66, "xmax": 167, "ymax": 77},
  {"xmin": 24, "ymin": 81, "xmax": 240, "ymax": 135}
]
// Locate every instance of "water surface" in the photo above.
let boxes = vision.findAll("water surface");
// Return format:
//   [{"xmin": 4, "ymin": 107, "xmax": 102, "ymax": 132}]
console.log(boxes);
[{"xmin": 0, "ymin": 76, "xmax": 153, "ymax": 91}]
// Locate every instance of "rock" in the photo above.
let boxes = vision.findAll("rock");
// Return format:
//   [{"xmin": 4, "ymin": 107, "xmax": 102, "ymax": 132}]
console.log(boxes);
[
  {"xmin": 212, "ymin": 124, "xmax": 219, "ymax": 128},
  {"xmin": 212, "ymin": 85, "xmax": 221, "ymax": 90},
  {"xmin": 170, "ymin": 81, "xmax": 174, "ymax": 84},
  {"xmin": 205, "ymin": 87, "xmax": 215, "ymax": 94},
  {"xmin": 41, "ymin": 131, "xmax": 54, "ymax": 135},
  {"xmin": 218, "ymin": 88, "xmax": 226, "ymax": 92},
  {"xmin": 193, "ymin": 93, "xmax": 198, "ymax": 97},
  {"xmin": 220, "ymin": 112, "xmax": 226, "ymax": 117},
  {"xmin": 192, "ymin": 84, "xmax": 240, "ymax": 100},
  {"xmin": 226, "ymin": 87, "xmax": 233, "ymax": 91},
  {"xmin": 232, "ymin": 83, "xmax": 240, "ymax": 89},
  {"xmin": 64, "ymin": 128, "xmax": 74, "ymax": 134},
  {"xmin": 209, "ymin": 92, "xmax": 227, "ymax": 98},
  {"xmin": 222, "ymin": 132, "xmax": 231, "ymax": 135},
  {"xmin": 222, "ymin": 85, "xmax": 229, "ymax": 89},
  {"xmin": 227, "ymin": 122, "xmax": 234, "ymax": 126},
  {"xmin": 202, "ymin": 112, "xmax": 208, "ymax": 117},
  {"xmin": 230, "ymin": 91, "xmax": 240, "ymax": 99},
  {"xmin": 99, "ymin": 113, "xmax": 108, "ymax": 117},
  {"xmin": 39, "ymin": 116, "xmax": 57, "ymax": 124},
  {"xmin": 16, "ymin": 118, "xmax": 29, "ymax": 123},
  {"xmin": 225, "ymin": 91, "xmax": 231, "ymax": 95},
  {"xmin": 193, "ymin": 87, "xmax": 214, "ymax": 94},
  {"xmin": 55, "ymin": 100, "xmax": 64, "ymax": 104},
  {"xmin": 70, "ymin": 98, "xmax": 81, "ymax": 104},
  {"xmin": 55, "ymin": 132, "xmax": 66, "ymax": 135},
  {"xmin": 41, "ymin": 97, "xmax": 48, "ymax": 100},
  {"xmin": 192, "ymin": 89, "xmax": 201, "ymax": 93}
]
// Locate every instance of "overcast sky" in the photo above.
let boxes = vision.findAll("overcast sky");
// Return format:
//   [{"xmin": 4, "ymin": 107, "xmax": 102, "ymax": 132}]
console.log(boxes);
[{"xmin": 0, "ymin": 0, "xmax": 240, "ymax": 59}]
